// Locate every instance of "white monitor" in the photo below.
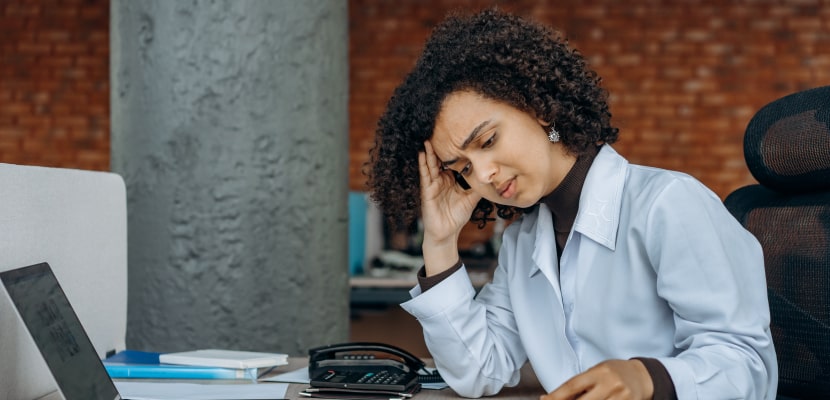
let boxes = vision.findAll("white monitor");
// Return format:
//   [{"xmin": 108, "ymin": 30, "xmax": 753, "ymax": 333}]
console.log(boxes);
[{"xmin": 0, "ymin": 163, "xmax": 127, "ymax": 399}]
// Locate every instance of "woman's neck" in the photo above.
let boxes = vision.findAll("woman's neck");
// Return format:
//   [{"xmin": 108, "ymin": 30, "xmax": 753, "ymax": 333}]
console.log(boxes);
[{"xmin": 542, "ymin": 144, "xmax": 601, "ymax": 255}]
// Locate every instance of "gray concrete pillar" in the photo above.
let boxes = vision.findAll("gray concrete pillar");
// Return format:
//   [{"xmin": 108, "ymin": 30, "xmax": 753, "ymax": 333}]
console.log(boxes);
[{"xmin": 110, "ymin": 0, "xmax": 349, "ymax": 355}]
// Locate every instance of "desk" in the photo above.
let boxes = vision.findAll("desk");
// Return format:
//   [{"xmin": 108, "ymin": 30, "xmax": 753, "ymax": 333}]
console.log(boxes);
[{"xmin": 273, "ymin": 357, "xmax": 544, "ymax": 400}]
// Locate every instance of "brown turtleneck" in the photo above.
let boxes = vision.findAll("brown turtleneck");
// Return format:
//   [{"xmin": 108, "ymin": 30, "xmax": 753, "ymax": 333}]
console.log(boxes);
[
  {"xmin": 542, "ymin": 144, "xmax": 598, "ymax": 259},
  {"xmin": 415, "ymin": 144, "xmax": 676, "ymax": 400}
]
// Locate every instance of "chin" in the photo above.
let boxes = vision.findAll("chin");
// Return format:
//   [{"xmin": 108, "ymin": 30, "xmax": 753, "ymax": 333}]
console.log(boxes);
[{"xmin": 490, "ymin": 197, "xmax": 534, "ymax": 209}]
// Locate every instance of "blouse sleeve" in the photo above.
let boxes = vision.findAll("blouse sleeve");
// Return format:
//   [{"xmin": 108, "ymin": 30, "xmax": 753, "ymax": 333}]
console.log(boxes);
[{"xmin": 645, "ymin": 176, "xmax": 777, "ymax": 399}]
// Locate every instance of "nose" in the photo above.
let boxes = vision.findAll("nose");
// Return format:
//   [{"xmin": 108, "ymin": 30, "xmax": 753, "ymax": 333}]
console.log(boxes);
[{"xmin": 472, "ymin": 156, "xmax": 497, "ymax": 185}]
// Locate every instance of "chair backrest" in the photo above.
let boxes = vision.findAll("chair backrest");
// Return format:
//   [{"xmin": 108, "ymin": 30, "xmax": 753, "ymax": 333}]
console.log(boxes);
[
  {"xmin": 724, "ymin": 86, "xmax": 830, "ymax": 398},
  {"xmin": 0, "ymin": 163, "xmax": 127, "ymax": 400}
]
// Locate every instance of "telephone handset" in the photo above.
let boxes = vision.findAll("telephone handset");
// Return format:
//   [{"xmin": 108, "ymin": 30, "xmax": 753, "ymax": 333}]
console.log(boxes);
[
  {"xmin": 452, "ymin": 170, "xmax": 471, "ymax": 190},
  {"xmin": 308, "ymin": 342, "xmax": 442, "ymax": 393}
]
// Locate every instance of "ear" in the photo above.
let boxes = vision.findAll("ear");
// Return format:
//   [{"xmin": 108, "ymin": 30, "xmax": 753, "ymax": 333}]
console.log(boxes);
[{"xmin": 537, "ymin": 118, "xmax": 550, "ymax": 127}]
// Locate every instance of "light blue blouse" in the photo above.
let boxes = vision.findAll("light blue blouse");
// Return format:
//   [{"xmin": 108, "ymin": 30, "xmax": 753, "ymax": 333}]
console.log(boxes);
[{"xmin": 401, "ymin": 145, "xmax": 777, "ymax": 399}]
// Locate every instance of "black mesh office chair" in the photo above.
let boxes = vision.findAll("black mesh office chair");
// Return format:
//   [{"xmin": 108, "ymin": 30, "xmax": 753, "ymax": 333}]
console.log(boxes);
[{"xmin": 724, "ymin": 85, "xmax": 830, "ymax": 399}]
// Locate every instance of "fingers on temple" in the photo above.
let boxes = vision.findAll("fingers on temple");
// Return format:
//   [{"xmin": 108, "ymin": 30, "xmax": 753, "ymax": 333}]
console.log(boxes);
[
  {"xmin": 418, "ymin": 150, "xmax": 430, "ymax": 181},
  {"xmin": 421, "ymin": 141, "xmax": 440, "ymax": 179}
]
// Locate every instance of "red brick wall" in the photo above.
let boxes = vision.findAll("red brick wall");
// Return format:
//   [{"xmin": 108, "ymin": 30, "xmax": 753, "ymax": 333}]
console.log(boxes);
[
  {"xmin": 0, "ymin": 0, "xmax": 109, "ymax": 170},
  {"xmin": 2, "ymin": 0, "xmax": 829, "ymax": 199},
  {"xmin": 349, "ymin": 0, "xmax": 830, "ymax": 198}
]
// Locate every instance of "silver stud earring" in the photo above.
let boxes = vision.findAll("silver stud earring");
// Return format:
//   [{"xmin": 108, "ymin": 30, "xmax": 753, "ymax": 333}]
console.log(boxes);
[{"xmin": 547, "ymin": 124, "xmax": 560, "ymax": 143}]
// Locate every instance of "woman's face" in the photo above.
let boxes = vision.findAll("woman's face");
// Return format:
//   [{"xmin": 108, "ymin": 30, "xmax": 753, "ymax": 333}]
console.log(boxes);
[{"xmin": 430, "ymin": 90, "xmax": 577, "ymax": 208}]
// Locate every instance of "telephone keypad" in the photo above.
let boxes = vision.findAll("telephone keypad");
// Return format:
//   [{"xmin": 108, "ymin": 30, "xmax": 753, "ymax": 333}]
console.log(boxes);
[
  {"xmin": 312, "ymin": 367, "xmax": 418, "ymax": 392},
  {"xmin": 356, "ymin": 370, "xmax": 407, "ymax": 385}
]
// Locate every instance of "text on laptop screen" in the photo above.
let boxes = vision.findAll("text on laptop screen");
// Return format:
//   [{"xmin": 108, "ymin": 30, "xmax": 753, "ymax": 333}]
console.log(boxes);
[{"xmin": 0, "ymin": 263, "xmax": 119, "ymax": 400}]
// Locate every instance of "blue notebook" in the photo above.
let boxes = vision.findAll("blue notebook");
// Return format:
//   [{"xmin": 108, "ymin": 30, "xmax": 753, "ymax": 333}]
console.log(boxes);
[{"xmin": 103, "ymin": 350, "xmax": 258, "ymax": 380}]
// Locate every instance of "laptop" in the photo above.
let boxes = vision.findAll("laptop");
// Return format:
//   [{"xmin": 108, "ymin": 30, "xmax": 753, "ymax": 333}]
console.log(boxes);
[{"xmin": 0, "ymin": 262, "xmax": 122, "ymax": 400}]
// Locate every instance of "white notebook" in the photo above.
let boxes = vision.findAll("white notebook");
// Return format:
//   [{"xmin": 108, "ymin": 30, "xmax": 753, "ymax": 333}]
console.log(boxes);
[{"xmin": 159, "ymin": 349, "xmax": 289, "ymax": 369}]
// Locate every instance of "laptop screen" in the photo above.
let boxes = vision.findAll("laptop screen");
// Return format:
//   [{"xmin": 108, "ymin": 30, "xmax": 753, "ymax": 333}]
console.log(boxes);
[{"xmin": 0, "ymin": 262, "xmax": 120, "ymax": 400}]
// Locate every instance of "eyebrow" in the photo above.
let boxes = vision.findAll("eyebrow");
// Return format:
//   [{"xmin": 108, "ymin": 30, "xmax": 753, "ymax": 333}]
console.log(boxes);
[{"xmin": 440, "ymin": 119, "xmax": 492, "ymax": 168}]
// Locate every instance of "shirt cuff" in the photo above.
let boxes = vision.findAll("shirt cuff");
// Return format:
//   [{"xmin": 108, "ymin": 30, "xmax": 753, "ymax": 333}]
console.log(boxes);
[
  {"xmin": 416, "ymin": 259, "xmax": 463, "ymax": 292},
  {"xmin": 631, "ymin": 357, "xmax": 678, "ymax": 400}
]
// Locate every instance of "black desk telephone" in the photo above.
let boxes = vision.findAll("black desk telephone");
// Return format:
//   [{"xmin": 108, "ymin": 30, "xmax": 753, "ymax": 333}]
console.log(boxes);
[{"xmin": 307, "ymin": 342, "xmax": 443, "ymax": 395}]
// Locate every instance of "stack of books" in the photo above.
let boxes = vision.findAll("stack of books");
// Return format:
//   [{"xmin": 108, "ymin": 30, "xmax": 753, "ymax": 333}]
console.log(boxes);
[{"xmin": 103, "ymin": 349, "xmax": 289, "ymax": 380}]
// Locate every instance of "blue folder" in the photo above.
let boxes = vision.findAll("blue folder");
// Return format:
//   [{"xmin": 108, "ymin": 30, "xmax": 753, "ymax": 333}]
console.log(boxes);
[{"xmin": 103, "ymin": 350, "xmax": 258, "ymax": 380}]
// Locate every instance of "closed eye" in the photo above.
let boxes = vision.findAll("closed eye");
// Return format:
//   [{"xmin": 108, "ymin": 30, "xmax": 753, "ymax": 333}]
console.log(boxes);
[
  {"xmin": 482, "ymin": 133, "xmax": 496, "ymax": 148},
  {"xmin": 460, "ymin": 162, "xmax": 472, "ymax": 176}
]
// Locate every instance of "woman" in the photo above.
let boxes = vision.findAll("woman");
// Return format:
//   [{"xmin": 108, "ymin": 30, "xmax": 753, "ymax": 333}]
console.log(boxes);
[{"xmin": 366, "ymin": 9, "xmax": 777, "ymax": 400}]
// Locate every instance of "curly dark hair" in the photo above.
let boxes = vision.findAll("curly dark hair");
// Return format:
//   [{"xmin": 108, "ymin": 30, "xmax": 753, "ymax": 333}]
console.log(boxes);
[{"xmin": 366, "ymin": 8, "xmax": 619, "ymax": 231}]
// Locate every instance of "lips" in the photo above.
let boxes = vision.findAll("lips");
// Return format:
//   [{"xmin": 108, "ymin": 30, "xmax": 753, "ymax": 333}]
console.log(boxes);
[{"xmin": 497, "ymin": 177, "xmax": 516, "ymax": 198}]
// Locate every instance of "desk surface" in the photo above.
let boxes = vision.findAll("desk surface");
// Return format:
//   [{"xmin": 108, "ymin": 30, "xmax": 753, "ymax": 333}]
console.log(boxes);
[{"xmin": 274, "ymin": 357, "xmax": 544, "ymax": 400}]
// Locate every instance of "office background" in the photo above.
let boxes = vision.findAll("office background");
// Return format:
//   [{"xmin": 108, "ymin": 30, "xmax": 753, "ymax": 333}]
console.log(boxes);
[{"xmin": 1, "ymin": 0, "xmax": 829, "ymax": 356}]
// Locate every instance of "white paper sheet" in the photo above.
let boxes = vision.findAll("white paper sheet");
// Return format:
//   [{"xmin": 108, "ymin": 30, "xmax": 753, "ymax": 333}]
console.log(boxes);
[{"xmin": 114, "ymin": 381, "xmax": 288, "ymax": 400}]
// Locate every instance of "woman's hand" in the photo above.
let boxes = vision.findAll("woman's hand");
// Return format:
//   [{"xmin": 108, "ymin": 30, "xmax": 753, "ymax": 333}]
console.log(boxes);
[
  {"xmin": 539, "ymin": 359, "xmax": 653, "ymax": 400},
  {"xmin": 419, "ymin": 140, "xmax": 481, "ymax": 275}
]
